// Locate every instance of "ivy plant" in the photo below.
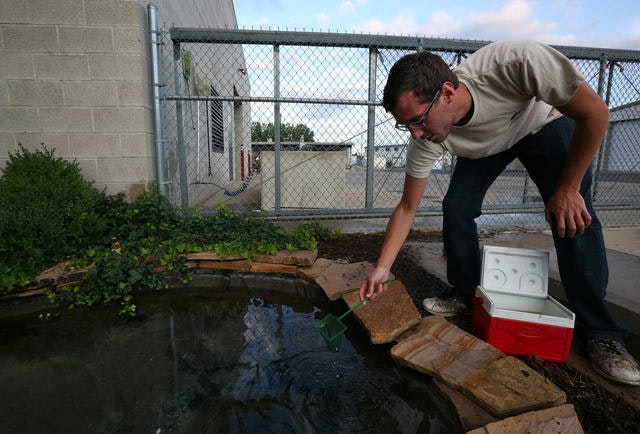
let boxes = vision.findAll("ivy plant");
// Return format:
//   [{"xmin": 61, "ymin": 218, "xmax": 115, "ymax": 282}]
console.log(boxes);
[{"xmin": 1, "ymin": 145, "xmax": 339, "ymax": 316}]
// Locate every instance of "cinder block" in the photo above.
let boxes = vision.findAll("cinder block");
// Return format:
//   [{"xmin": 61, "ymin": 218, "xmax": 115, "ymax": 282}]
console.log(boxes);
[
  {"xmin": 120, "ymin": 133, "xmax": 151, "ymax": 157},
  {"xmin": 8, "ymin": 80, "xmax": 63, "ymax": 107},
  {"xmin": 14, "ymin": 133, "xmax": 69, "ymax": 153},
  {"xmin": 93, "ymin": 107, "xmax": 145, "ymax": 133},
  {"xmin": 113, "ymin": 27, "xmax": 142, "ymax": 54},
  {"xmin": 75, "ymin": 158, "xmax": 98, "ymax": 182},
  {"xmin": 0, "ymin": 83, "xmax": 7, "ymax": 106},
  {"xmin": 2, "ymin": 25, "xmax": 58, "ymax": 52},
  {"xmin": 1, "ymin": 0, "xmax": 29, "ymax": 24},
  {"xmin": 40, "ymin": 107, "xmax": 92, "ymax": 132},
  {"xmin": 34, "ymin": 54, "xmax": 90, "ymax": 80},
  {"xmin": 85, "ymin": 1, "xmax": 141, "ymax": 27},
  {"xmin": 59, "ymin": 26, "xmax": 113, "ymax": 54},
  {"xmin": 64, "ymin": 81, "xmax": 118, "ymax": 107},
  {"xmin": 89, "ymin": 54, "xmax": 142, "ymax": 80},
  {"xmin": 0, "ymin": 53, "xmax": 34, "ymax": 78},
  {"xmin": 0, "ymin": 136, "xmax": 18, "ymax": 154},
  {"xmin": 116, "ymin": 81, "xmax": 144, "ymax": 106},
  {"xmin": 27, "ymin": 0, "xmax": 84, "ymax": 25},
  {"xmin": 0, "ymin": 107, "xmax": 39, "ymax": 131},
  {"xmin": 69, "ymin": 133, "xmax": 121, "ymax": 157},
  {"xmin": 97, "ymin": 156, "xmax": 151, "ymax": 183},
  {"xmin": 94, "ymin": 181, "xmax": 122, "ymax": 196}
]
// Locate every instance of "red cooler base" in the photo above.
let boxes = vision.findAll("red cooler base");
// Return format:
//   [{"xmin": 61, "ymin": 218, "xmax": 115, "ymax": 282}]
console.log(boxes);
[{"xmin": 473, "ymin": 304, "xmax": 573, "ymax": 363}]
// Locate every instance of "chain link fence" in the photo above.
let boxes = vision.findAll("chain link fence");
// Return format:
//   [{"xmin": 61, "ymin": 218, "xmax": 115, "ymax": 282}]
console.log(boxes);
[{"xmin": 154, "ymin": 27, "xmax": 640, "ymax": 230}]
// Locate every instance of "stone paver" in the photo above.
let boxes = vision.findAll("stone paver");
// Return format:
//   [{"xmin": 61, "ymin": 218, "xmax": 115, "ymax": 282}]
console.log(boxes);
[
  {"xmin": 433, "ymin": 381, "xmax": 498, "ymax": 432},
  {"xmin": 467, "ymin": 403, "xmax": 583, "ymax": 433},
  {"xmin": 196, "ymin": 260, "xmax": 251, "ymax": 271},
  {"xmin": 184, "ymin": 250, "xmax": 315, "ymax": 275},
  {"xmin": 184, "ymin": 252, "xmax": 243, "ymax": 261},
  {"xmin": 313, "ymin": 260, "xmax": 395, "ymax": 301},
  {"xmin": 297, "ymin": 257, "xmax": 334, "ymax": 282},
  {"xmin": 392, "ymin": 316, "xmax": 503, "ymax": 387},
  {"xmin": 248, "ymin": 262, "xmax": 298, "ymax": 274},
  {"xmin": 391, "ymin": 316, "xmax": 566, "ymax": 418},
  {"xmin": 342, "ymin": 280, "xmax": 421, "ymax": 344},
  {"xmin": 462, "ymin": 356, "xmax": 566, "ymax": 417},
  {"xmin": 185, "ymin": 249, "xmax": 317, "ymax": 266},
  {"xmin": 254, "ymin": 249, "xmax": 317, "ymax": 266}
]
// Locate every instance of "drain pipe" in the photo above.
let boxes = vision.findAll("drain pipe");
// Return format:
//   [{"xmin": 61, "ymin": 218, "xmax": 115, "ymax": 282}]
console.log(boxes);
[{"xmin": 148, "ymin": 4, "xmax": 168, "ymax": 197}]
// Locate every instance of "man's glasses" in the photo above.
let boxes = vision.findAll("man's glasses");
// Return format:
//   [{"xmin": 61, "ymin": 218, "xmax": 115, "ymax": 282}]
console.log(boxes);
[{"xmin": 394, "ymin": 90, "xmax": 441, "ymax": 132}]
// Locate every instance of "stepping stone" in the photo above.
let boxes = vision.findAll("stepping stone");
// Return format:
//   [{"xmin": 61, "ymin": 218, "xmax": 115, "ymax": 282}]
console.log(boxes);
[
  {"xmin": 313, "ymin": 260, "xmax": 394, "ymax": 301},
  {"xmin": 342, "ymin": 280, "xmax": 420, "ymax": 344},
  {"xmin": 34, "ymin": 261, "xmax": 74, "ymax": 286},
  {"xmin": 391, "ymin": 316, "xmax": 566, "ymax": 418},
  {"xmin": 254, "ymin": 249, "xmax": 317, "ymax": 266},
  {"xmin": 184, "ymin": 251, "xmax": 243, "ymax": 261},
  {"xmin": 248, "ymin": 262, "xmax": 298, "ymax": 275},
  {"xmin": 186, "ymin": 249, "xmax": 317, "ymax": 266},
  {"xmin": 467, "ymin": 403, "xmax": 583, "ymax": 433},
  {"xmin": 197, "ymin": 260, "xmax": 298, "ymax": 275},
  {"xmin": 392, "ymin": 316, "xmax": 502, "ymax": 387},
  {"xmin": 433, "ymin": 380, "xmax": 498, "ymax": 432},
  {"xmin": 462, "ymin": 356, "xmax": 566, "ymax": 417},
  {"xmin": 298, "ymin": 258, "xmax": 334, "ymax": 282},
  {"xmin": 197, "ymin": 260, "xmax": 251, "ymax": 271}
]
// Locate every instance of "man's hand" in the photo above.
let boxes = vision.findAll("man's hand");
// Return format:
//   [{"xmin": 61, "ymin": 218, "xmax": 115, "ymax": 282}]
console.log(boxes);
[
  {"xmin": 359, "ymin": 268, "xmax": 391, "ymax": 300},
  {"xmin": 547, "ymin": 81, "xmax": 608, "ymax": 238},
  {"xmin": 545, "ymin": 189, "xmax": 592, "ymax": 238}
]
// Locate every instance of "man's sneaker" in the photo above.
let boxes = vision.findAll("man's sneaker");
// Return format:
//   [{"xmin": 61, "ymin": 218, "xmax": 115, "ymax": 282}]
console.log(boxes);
[
  {"xmin": 587, "ymin": 337, "xmax": 640, "ymax": 386},
  {"xmin": 422, "ymin": 297, "xmax": 468, "ymax": 317}
]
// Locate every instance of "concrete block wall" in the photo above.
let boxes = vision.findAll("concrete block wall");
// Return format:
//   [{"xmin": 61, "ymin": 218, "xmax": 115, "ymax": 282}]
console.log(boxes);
[{"xmin": 0, "ymin": 0, "xmax": 237, "ymax": 199}]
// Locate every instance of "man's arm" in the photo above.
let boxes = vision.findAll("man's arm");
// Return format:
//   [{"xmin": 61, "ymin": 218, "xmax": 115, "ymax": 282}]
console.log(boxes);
[
  {"xmin": 359, "ymin": 174, "xmax": 428, "ymax": 299},
  {"xmin": 546, "ymin": 82, "xmax": 610, "ymax": 238}
]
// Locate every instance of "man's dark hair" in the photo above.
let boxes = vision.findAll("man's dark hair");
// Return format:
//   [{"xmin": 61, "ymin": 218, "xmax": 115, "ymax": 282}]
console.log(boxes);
[{"xmin": 382, "ymin": 51, "xmax": 459, "ymax": 112}]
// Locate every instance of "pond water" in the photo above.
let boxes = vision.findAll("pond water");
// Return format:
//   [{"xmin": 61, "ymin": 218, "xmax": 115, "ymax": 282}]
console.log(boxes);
[{"xmin": 0, "ymin": 277, "xmax": 462, "ymax": 434}]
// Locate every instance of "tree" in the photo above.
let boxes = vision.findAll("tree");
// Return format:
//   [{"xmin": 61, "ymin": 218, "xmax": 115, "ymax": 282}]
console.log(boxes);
[{"xmin": 251, "ymin": 122, "xmax": 315, "ymax": 142}]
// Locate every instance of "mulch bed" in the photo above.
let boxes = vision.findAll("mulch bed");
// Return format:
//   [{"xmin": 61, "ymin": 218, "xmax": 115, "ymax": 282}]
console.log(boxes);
[{"xmin": 317, "ymin": 231, "xmax": 640, "ymax": 434}]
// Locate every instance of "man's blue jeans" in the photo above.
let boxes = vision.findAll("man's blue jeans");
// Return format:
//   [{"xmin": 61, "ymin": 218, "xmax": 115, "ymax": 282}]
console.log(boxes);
[{"xmin": 442, "ymin": 116, "xmax": 627, "ymax": 341}]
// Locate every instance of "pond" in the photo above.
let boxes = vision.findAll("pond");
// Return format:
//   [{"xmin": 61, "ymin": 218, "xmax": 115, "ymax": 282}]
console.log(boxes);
[{"xmin": 0, "ymin": 274, "xmax": 463, "ymax": 433}]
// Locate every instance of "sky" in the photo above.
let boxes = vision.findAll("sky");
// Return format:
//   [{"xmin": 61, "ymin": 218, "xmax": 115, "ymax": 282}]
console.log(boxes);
[{"xmin": 234, "ymin": 0, "xmax": 640, "ymax": 50}]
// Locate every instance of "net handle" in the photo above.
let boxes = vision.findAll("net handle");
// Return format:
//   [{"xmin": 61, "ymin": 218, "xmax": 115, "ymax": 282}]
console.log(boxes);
[{"xmin": 338, "ymin": 279, "xmax": 392, "ymax": 319}]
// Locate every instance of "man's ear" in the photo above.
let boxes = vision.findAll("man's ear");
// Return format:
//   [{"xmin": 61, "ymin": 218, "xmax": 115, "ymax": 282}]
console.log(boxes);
[{"xmin": 440, "ymin": 81, "xmax": 456, "ymax": 101}]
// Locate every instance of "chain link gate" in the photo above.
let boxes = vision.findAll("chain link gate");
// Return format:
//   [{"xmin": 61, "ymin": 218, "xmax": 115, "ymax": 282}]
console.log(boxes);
[{"xmin": 154, "ymin": 26, "xmax": 640, "ymax": 229}]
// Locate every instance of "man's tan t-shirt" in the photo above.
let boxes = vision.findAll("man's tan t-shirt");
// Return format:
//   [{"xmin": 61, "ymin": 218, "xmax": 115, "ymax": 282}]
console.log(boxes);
[{"xmin": 405, "ymin": 40, "xmax": 585, "ymax": 178}]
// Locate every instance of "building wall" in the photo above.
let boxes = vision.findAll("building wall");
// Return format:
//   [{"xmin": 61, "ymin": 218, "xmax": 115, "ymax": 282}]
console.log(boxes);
[
  {"xmin": 260, "ymin": 150, "xmax": 350, "ymax": 210},
  {"xmin": 0, "ymin": 0, "xmax": 237, "ymax": 199}
]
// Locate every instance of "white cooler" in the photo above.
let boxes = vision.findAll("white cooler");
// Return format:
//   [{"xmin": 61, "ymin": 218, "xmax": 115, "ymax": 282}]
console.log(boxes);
[{"xmin": 472, "ymin": 245, "xmax": 575, "ymax": 362}]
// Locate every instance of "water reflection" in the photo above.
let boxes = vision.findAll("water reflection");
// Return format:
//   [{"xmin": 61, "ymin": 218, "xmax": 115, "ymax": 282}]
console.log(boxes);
[{"xmin": 0, "ymin": 287, "xmax": 462, "ymax": 433}]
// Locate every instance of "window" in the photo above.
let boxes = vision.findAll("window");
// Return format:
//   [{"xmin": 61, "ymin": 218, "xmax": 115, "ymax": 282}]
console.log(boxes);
[{"xmin": 209, "ymin": 85, "xmax": 224, "ymax": 152}]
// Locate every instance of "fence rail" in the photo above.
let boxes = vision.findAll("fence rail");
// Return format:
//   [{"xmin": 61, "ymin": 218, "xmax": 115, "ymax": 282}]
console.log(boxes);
[{"xmin": 154, "ymin": 26, "xmax": 640, "ymax": 229}]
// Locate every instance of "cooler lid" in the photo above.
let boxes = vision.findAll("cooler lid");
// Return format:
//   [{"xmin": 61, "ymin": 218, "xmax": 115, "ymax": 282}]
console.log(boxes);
[{"xmin": 480, "ymin": 245, "xmax": 549, "ymax": 298}]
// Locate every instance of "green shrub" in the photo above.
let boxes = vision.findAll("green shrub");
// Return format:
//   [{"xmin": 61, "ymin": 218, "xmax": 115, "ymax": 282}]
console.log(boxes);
[
  {"xmin": 1, "ymin": 145, "xmax": 340, "ymax": 316},
  {"xmin": 0, "ymin": 145, "xmax": 114, "ymax": 291}
]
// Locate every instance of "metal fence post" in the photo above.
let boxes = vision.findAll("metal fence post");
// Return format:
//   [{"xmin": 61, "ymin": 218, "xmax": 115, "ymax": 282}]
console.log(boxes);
[
  {"xmin": 365, "ymin": 47, "xmax": 378, "ymax": 208},
  {"xmin": 173, "ymin": 41, "xmax": 189, "ymax": 207},
  {"xmin": 594, "ymin": 55, "xmax": 609, "ymax": 200},
  {"xmin": 147, "ymin": 4, "xmax": 168, "ymax": 197},
  {"xmin": 273, "ymin": 44, "xmax": 282, "ymax": 212}
]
